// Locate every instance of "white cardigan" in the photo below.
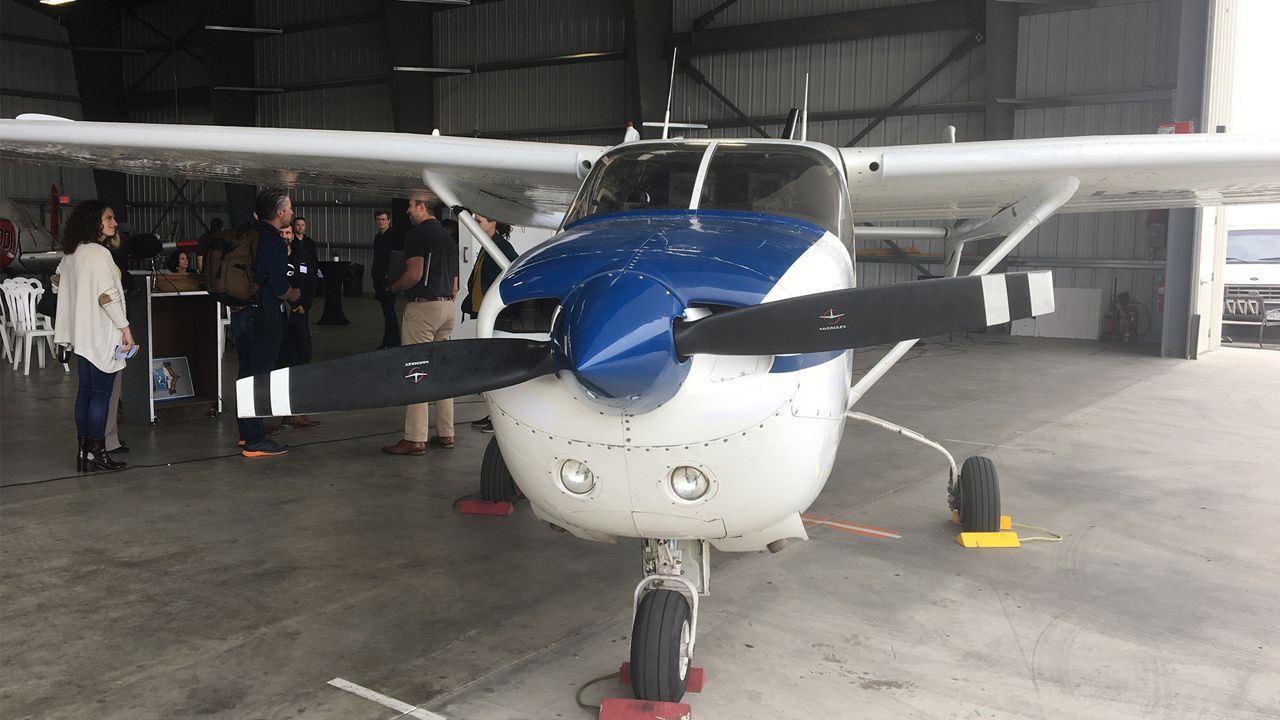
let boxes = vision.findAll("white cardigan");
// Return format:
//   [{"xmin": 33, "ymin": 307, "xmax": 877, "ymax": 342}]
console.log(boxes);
[{"xmin": 54, "ymin": 243, "xmax": 129, "ymax": 374}]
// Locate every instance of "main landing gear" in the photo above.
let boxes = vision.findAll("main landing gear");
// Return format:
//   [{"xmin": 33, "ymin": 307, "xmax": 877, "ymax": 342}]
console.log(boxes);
[
  {"xmin": 630, "ymin": 539, "xmax": 708, "ymax": 703},
  {"xmin": 844, "ymin": 411, "xmax": 1002, "ymax": 533}
]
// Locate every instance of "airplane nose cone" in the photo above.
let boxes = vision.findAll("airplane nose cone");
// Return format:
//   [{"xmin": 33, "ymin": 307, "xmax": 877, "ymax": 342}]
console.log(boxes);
[{"xmin": 553, "ymin": 271, "xmax": 689, "ymax": 412}]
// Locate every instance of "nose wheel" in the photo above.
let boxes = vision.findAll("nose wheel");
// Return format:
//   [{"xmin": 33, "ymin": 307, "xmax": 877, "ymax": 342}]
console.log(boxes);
[
  {"xmin": 630, "ymin": 588, "xmax": 693, "ymax": 702},
  {"xmin": 479, "ymin": 437, "xmax": 518, "ymax": 503}
]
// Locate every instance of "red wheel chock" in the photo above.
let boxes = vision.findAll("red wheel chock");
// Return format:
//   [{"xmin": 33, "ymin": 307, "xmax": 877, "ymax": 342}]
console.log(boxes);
[
  {"xmin": 618, "ymin": 662, "xmax": 705, "ymax": 693},
  {"xmin": 598, "ymin": 698, "xmax": 692, "ymax": 720},
  {"xmin": 456, "ymin": 499, "xmax": 514, "ymax": 516}
]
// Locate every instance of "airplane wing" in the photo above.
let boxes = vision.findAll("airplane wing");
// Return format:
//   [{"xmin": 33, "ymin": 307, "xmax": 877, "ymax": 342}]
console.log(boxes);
[
  {"xmin": 842, "ymin": 134, "xmax": 1280, "ymax": 221},
  {"xmin": 0, "ymin": 116, "xmax": 606, "ymax": 228}
]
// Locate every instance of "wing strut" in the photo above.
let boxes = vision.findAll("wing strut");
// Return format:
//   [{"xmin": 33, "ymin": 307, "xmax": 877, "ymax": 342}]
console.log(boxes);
[
  {"xmin": 845, "ymin": 176, "xmax": 1079, "ymax": 410},
  {"xmin": 424, "ymin": 171, "xmax": 513, "ymax": 271}
]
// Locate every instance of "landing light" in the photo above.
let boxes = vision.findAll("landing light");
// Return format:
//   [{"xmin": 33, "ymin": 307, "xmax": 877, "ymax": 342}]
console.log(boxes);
[
  {"xmin": 559, "ymin": 459, "xmax": 596, "ymax": 495},
  {"xmin": 670, "ymin": 466, "xmax": 709, "ymax": 501}
]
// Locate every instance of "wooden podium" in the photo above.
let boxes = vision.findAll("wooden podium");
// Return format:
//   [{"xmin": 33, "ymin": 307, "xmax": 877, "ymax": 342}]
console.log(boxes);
[{"xmin": 123, "ymin": 275, "xmax": 223, "ymax": 424}]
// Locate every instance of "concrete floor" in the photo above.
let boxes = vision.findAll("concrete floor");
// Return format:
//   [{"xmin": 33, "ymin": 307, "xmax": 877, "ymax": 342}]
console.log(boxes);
[{"xmin": 2, "ymin": 297, "xmax": 1278, "ymax": 719}]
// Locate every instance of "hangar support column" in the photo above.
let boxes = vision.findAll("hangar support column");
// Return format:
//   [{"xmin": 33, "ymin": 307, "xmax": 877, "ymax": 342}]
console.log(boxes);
[
  {"xmin": 983, "ymin": 0, "xmax": 1017, "ymax": 142},
  {"xmin": 382, "ymin": 0, "xmax": 438, "ymax": 236},
  {"xmin": 198, "ymin": 0, "xmax": 259, "ymax": 227},
  {"xmin": 63, "ymin": 0, "xmax": 129, "ymax": 222},
  {"xmin": 1161, "ymin": 0, "xmax": 1211, "ymax": 358},
  {"xmin": 624, "ymin": 0, "xmax": 673, "ymax": 138}
]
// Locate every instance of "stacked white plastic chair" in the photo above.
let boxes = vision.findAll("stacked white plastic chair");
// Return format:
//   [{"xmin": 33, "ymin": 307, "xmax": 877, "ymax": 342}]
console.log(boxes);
[
  {"xmin": 0, "ymin": 281, "xmax": 13, "ymax": 364},
  {"xmin": 2, "ymin": 278, "xmax": 67, "ymax": 375}
]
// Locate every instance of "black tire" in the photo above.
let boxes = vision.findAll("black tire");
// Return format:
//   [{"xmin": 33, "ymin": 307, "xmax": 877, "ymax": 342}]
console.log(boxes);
[
  {"xmin": 958, "ymin": 456, "xmax": 1001, "ymax": 533},
  {"xmin": 630, "ymin": 589, "xmax": 692, "ymax": 703},
  {"xmin": 479, "ymin": 437, "xmax": 517, "ymax": 503}
]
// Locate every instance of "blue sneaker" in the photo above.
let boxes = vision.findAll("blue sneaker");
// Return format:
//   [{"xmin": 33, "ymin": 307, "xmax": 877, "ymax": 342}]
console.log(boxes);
[{"xmin": 242, "ymin": 438, "xmax": 289, "ymax": 457}]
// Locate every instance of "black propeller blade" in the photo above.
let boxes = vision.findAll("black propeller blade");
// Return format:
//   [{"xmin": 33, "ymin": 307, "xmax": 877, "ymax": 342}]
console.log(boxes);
[
  {"xmin": 674, "ymin": 271, "xmax": 1054, "ymax": 356},
  {"xmin": 236, "ymin": 338, "xmax": 556, "ymax": 418}
]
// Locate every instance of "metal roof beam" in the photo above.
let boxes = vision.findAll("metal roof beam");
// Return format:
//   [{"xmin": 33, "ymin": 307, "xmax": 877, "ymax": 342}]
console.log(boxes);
[{"xmin": 672, "ymin": 0, "xmax": 980, "ymax": 57}]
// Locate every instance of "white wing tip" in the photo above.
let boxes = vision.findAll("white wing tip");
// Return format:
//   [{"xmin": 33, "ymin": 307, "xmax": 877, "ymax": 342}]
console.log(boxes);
[{"xmin": 15, "ymin": 114, "xmax": 74, "ymax": 122}]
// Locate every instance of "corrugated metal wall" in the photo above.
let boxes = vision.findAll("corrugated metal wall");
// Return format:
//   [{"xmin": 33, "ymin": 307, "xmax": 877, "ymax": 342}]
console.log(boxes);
[
  {"xmin": 1006, "ymin": 0, "xmax": 1178, "ymax": 340},
  {"xmin": 433, "ymin": 0, "xmax": 626, "ymax": 145},
  {"xmin": 0, "ymin": 0, "xmax": 96, "ymax": 227}
]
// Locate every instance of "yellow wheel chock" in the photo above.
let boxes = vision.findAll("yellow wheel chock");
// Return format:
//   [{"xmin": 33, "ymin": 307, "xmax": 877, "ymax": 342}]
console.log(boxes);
[{"xmin": 952, "ymin": 511, "xmax": 1020, "ymax": 548}]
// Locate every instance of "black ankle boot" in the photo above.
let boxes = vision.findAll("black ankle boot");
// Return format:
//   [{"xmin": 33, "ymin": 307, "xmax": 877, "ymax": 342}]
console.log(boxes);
[
  {"xmin": 77, "ymin": 436, "xmax": 87, "ymax": 472},
  {"xmin": 84, "ymin": 438, "xmax": 126, "ymax": 472}
]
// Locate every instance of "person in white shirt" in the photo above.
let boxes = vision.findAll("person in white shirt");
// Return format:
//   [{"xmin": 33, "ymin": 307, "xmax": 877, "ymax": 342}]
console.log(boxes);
[{"xmin": 53, "ymin": 200, "xmax": 135, "ymax": 472}]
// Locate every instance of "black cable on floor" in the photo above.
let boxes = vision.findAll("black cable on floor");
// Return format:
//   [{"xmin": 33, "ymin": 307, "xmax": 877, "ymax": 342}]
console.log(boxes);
[
  {"xmin": 1, "ymin": 418, "xmax": 490, "ymax": 490},
  {"xmin": 574, "ymin": 671, "xmax": 621, "ymax": 712}
]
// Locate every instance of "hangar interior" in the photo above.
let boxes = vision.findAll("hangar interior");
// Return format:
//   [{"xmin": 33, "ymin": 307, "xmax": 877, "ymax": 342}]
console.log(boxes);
[
  {"xmin": 0, "ymin": 0, "xmax": 1247, "ymax": 354},
  {"xmin": 2, "ymin": 1, "xmax": 1277, "ymax": 719}
]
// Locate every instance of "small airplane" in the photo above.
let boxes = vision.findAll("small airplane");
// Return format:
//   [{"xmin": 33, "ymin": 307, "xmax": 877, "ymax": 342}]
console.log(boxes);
[
  {"xmin": 3, "ymin": 112, "xmax": 1280, "ymax": 704},
  {"xmin": 0, "ymin": 197, "xmax": 61, "ymax": 275}
]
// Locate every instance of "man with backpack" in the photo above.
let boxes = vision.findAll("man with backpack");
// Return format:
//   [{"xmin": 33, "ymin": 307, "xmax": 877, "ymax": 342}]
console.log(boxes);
[{"xmin": 213, "ymin": 188, "xmax": 300, "ymax": 457}]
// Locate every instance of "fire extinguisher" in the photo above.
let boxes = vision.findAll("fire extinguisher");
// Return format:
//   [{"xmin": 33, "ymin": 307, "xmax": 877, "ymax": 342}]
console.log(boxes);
[{"xmin": 1157, "ymin": 275, "xmax": 1165, "ymax": 313}]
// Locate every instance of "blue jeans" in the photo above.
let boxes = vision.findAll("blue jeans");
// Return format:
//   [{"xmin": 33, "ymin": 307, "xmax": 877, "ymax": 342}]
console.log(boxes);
[
  {"xmin": 231, "ymin": 305, "xmax": 282, "ymax": 443},
  {"xmin": 75, "ymin": 354, "xmax": 116, "ymax": 438}
]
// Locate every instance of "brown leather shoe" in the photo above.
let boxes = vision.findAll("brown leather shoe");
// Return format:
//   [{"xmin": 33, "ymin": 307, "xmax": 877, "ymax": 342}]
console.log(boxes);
[
  {"xmin": 382, "ymin": 439, "xmax": 426, "ymax": 455},
  {"xmin": 428, "ymin": 436, "xmax": 455, "ymax": 449},
  {"xmin": 283, "ymin": 415, "xmax": 323, "ymax": 429}
]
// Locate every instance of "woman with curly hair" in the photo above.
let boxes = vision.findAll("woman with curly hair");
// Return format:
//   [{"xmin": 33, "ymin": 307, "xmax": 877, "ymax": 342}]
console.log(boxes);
[{"xmin": 53, "ymin": 200, "xmax": 134, "ymax": 472}]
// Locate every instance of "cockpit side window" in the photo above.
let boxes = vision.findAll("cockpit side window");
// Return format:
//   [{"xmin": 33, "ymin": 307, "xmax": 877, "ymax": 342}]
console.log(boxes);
[
  {"xmin": 565, "ymin": 147, "xmax": 705, "ymax": 225},
  {"xmin": 697, "ymin": 146, "xmax": 842, "ymax": 233}
]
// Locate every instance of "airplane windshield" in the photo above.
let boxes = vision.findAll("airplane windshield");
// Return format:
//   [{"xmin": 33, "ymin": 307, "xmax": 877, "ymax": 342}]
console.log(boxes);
[
  {"xmin": 698, "ymin": 146, "xmax": 842, "ymax": 232},
  {"xmin": 565, "ymin": 146, "xmax": 705, "ymax": 223},
  {"xmin": 564, "ymin": 143, "xmax": 844, "ymax": 234}
]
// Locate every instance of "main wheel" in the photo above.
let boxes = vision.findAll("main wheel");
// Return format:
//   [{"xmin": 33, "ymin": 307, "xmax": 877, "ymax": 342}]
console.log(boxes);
[
  {"xmin": 479, "ymin": 437, "xmax": 517, "ymax": 503},
  {"xmin": 957, "ymin": 456, "xmax": 1001, "ymax": 532},
  {"xmin": 630, "ymin": 589, "xmax": 692, "ymax": 703}
]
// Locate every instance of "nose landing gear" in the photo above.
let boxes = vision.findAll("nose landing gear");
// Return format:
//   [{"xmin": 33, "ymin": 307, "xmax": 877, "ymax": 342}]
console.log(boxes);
[{"xmin": 629, "ymin": 539, "xmax": 708, "ymax": 703}]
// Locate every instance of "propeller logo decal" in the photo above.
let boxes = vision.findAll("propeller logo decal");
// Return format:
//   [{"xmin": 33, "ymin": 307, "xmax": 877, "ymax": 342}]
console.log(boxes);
[
  {"xmin": 403, "ymin": 359, "xmax": 430, "ymax": 384},
  {"xmin": 818, "ymin": 308, "xmax": 847, "ymax": 331}
]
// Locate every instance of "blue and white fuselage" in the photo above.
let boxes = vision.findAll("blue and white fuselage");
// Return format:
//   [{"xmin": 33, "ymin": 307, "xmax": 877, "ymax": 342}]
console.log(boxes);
[{"xmin": 477, "ymin": 140, "xmax": 857, "ymax": 552}]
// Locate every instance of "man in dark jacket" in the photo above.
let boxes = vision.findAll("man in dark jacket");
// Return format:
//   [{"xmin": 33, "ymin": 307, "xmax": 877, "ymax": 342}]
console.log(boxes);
[
  {"xmin": 461, "ymin": 215, "xmax": 518, "ymax": 320},
  {"xmin": 370, "ymin": 210, "xmax": 400, "ymax": 349},
  {"xmin": 462, "ymin": 214, "xmax": 518, "ymax": 433},
  {"xmin": 233, "ymin": 188, "xmax": 300, "ymax": 457},
  {"xmin": 291, "ymin": 217, "xmax": 320, "ymax": 260},
  {"xmin": 277, "ymin": 222, "xmax": 321, "ymax": 429}
]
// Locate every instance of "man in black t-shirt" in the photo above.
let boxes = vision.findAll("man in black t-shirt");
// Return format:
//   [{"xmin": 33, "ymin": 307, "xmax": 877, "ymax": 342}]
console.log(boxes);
[{"xmin": 382, "ymin": 193, "xmax": 459, "ymax": 455}]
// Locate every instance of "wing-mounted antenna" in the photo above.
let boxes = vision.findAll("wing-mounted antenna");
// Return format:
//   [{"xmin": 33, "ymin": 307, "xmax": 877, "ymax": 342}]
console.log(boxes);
[
  {"xmin": 800, "ymin": 72, "xmax": 810, "ymax": 141},
  {"xmin": 661, "ymin": 49, "xmax": 677, "ymax": 140},
  {"xmin": 639, "ymin": 48, "xmax": 709, "ymax": 139}
]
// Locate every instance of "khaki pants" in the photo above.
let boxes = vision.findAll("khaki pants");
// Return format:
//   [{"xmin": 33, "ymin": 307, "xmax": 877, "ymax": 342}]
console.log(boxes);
[
  {"xmin": 401, "ymin": 300, "xmax": 455, "ymax": 441},
  {"xmin": 105, "ymin": 372, "xmax": 123, "ymax": 451}
]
